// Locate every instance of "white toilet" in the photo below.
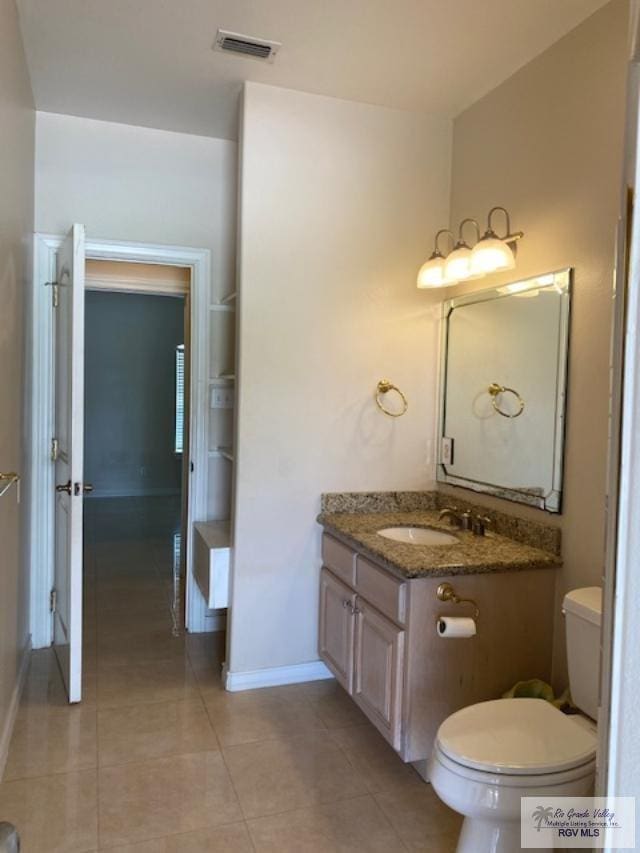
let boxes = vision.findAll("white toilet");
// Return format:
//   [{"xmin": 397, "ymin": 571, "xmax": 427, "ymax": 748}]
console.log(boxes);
[{"xmin": 429, "ymin": 587, "xmax": 602, "ymax": 853}]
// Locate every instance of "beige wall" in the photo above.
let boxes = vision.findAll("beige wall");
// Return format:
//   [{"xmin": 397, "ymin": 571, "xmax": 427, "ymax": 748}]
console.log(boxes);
[
  {"xmin": 35, "ymin": 113, "xmax": 236, "ymax": 299},
  {"xmin": 231, "ymin": 82, "xmax": 451, "ymax": 674},
  {"xmin": 442, "ymin": 0, "xmax": 628, "ymax": 688},
  {"xmin": 0, "ymin": 0, "xmax": 34, "ymax": 764}
]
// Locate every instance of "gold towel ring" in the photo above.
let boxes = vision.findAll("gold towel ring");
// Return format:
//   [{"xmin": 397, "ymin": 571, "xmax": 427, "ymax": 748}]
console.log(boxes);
[
  {"xmin": 375, "ymin": 380, "xmax": 408, "ymax": 418},
  {"xmin": 488, "ymin": 382, "xmax": 525, "ymax": 418}
]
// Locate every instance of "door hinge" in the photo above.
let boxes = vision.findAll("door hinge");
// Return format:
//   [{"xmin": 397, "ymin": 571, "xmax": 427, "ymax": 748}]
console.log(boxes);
[
  {"xmin": 49, "ymin": 588, "xmax": 57, "ymax": 614},
  {"xmin": 44, "ymin": 281, "xmax": 59, "ymax": 308},
  {"xmin": 51, "ymin": 438, "xmax": 59, "ymax": 462}
]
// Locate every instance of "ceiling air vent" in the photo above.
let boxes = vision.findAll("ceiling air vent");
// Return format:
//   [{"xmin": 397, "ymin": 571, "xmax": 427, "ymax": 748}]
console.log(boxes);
[{"xmin": 213, "ymin": 29, "xmax": 281, "ymax": 64}]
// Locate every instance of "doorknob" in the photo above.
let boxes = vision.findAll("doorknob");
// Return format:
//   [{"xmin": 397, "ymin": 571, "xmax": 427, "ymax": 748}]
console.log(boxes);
[
  {"xmin": 74, "ymin": 482, "xmax": 94, "ymax": 496},
  {"xmin": 55, "ymin": 480, "xmax": 72, "ymax": 494}
]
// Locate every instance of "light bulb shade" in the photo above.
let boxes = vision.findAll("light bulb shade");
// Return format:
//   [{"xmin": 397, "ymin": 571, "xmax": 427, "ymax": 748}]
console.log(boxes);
[
  {"xmin": 470, "ymin": 236, "xmax": 516, "ymax": 275},
  {"xmin": 443, "ymin": 245, "xmax": 478, "ymax": 282},
  {"xmin": 417, "ymin": 255, "xmax": 447, "ymax": 288}
]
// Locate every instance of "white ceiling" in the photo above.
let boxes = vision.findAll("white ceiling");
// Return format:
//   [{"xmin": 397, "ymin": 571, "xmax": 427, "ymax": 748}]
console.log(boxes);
[{"xmin": 17, "ymin": 0, "xmax": 610, "ymax": 141}]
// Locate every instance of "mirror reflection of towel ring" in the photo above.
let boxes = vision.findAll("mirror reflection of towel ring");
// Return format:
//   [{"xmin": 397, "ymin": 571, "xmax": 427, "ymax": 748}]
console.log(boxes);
[
  {"xmin": 375, "ymin": 380, "xmax": 408, "ymax": 417},
  {"xmin": 488, "ymin": 382, "xmax": 525, "ymax": 418}
]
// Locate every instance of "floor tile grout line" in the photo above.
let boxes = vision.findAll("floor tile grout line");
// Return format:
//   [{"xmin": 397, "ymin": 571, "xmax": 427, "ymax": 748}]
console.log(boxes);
[
  {"xmin": 214, "ymin": 715, "xmax": 252, "ymax": 824},
  {"xmin": 245, "ymin": 819, "xmax": 259, "ymax": 853},
  {"xmin": 95, "ymin": 821, "xmax": 254, "ymax": 852},
  {"xmin": 94, "ymin": 695, "xmax": 222, "ymax": 771},
  {"xmin": 193, "ymin": 685, "xmax": 225, "ymax": 753},
  {"xmin": 1, "ymin": 761, "xmax": 98, "ymax": 786},
  {"xmin": 243, "ymin": 791, "xmax": 384, "ymax": 828},
  {"xmin": 371, "ymin": 792, "xmax": 411, "ymax": 850},
  {"xmin": 369, "ymin": 790, "xmax": 413, "ymax": 852},
  {"xmin": 214, "ymin": 729, "xmax": 344, "ymax": 751}
]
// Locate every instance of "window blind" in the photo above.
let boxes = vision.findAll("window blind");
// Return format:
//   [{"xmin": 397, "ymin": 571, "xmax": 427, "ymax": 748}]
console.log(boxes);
[{"xmin": 175, "ymin": 344, "xmax": 185, "ymax": 454}]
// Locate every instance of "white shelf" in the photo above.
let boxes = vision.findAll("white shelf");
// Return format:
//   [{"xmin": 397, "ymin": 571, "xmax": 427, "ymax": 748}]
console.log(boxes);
[
  {"xmin": 209, "ymin": 446, "xmax": 234, "ymax": 462},
  {"xmin": 209, "ymin": 292, "xmax": 237, "ymax": 313},
  {"xmin": 194, "ymin": 520, "xmax": 230, "ymax": 549},
  {"xmin": 194, "ymin": 521, "xmax": 230, "ymax": 609}
]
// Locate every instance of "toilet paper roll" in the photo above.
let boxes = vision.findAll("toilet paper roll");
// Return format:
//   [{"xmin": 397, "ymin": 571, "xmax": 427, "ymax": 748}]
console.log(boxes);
[{"xmin": 436, "ymin": 616, "xmax": 477, "ymax": 638}]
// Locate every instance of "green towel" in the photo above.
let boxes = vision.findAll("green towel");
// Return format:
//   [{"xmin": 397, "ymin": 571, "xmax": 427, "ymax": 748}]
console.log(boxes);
[
  {"xmin": 502, "ymin": 680, "xmax": 573, "ymax": 711},
  {"xmin": 502, "ymin": 678, "xmax": 555, "ymax": 703}
]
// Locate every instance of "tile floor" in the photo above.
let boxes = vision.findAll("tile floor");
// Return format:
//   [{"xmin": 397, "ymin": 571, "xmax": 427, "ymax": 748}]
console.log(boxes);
[{"xmin": 0, "ymin": 497, "xmax": 461, "ymax": 852}]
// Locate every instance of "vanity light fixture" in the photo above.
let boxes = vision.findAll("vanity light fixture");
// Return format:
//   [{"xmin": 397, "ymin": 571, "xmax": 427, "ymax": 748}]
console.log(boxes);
[
  {"xmin": 443, "ymin": 219, "xmax": 483, "ymax": 283},
  {"xmin": 417, "ymin": 229, "xmax": 456, "ymax": 288},
  {"xmin": 470, "ymin": 206, "xmax": 522, "ymax": 275},
  {"xmin": 417, "ymin": 206, "xmax": 523, "ymax": 290}
]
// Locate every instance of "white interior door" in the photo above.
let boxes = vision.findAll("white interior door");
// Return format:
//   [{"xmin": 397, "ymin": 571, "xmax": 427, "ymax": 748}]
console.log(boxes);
[{"xmin": 53, "ymin": 224, "xmax": 86, "ymax": 703}]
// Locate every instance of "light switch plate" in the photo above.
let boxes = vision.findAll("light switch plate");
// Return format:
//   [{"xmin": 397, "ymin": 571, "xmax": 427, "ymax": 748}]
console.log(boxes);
[
  {"xmin": 211, "ymin": 387, "xmax": 235, "ymax": 409},
  {"xmin": 441, "ymin": 437, "xmax": 454, "ymax": 466}
]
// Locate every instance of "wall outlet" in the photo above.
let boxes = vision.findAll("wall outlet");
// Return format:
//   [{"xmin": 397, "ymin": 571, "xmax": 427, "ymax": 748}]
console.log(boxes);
[
  {"xmin": 441, "ymin": 437, "xmax": 454, "ymax": 466},
  {"xmin": 211, "ymin": 387, "xmax": 235, "ymax": 409}
]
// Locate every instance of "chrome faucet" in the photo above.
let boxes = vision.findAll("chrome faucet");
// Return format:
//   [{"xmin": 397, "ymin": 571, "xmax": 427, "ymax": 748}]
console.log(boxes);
[
  {"xmin": 438, "ymin": 507, "xmax": 492, "ymax": 536},
  {"xmin": 438, "ymin": 507, "xmax": 473, "ymax": 531},
  {"xmin": 471, "ymin": 515, "xmax": 492, "ymax": 537}
]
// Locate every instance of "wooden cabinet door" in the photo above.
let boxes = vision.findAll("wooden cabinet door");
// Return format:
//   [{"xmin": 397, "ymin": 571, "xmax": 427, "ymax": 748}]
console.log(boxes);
[
  {"xmin": 353, "ymin": 598, "xmax": 405, "ymax": 750},
  {"xmin": 319, "ymin": 568, "xmax": 356, "ymax": 693}
]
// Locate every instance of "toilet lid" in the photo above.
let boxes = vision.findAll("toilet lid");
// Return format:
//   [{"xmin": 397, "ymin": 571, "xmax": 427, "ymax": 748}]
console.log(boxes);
[{"xmin": 436, "ymin": 699, "xmax": 597, "ymax": 775}]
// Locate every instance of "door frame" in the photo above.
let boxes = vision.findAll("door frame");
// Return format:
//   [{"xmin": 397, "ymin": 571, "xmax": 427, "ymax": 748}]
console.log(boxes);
[
  {"xmin": 598, "ymin": 4, "xmax": 640, "ymax": 812},
  {"xmin": 29, "ymin": 234, "xmax": 211, "ymax": 646}
]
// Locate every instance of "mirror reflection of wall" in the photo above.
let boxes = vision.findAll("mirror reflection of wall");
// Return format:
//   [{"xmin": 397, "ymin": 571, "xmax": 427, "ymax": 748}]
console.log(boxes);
[{"xmin": 438, "ymin": 269, "xmax": 571, "ymax": 512}]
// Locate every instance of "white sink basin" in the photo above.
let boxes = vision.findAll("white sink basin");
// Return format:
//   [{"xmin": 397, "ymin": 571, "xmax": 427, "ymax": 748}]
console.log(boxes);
[{"xmin": 377, "ymin": 526, "xmax": 459, "ymax": 546}]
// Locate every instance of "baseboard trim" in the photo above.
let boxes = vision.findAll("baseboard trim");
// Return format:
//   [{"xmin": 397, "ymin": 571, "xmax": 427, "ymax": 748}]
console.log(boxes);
[
  {"xmin": 0, "ymin": 636, "xmax": 32, "ymax": 780},
  {"xmin": 224, "ymin": 660, "xmax": 333, "ymax": 692}
]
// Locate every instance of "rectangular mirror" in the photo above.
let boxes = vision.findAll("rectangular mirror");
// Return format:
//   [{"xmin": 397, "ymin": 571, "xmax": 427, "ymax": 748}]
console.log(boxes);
[{"xmin": 437, "ymin": 269, "xmax": 572, "ymax": 513}]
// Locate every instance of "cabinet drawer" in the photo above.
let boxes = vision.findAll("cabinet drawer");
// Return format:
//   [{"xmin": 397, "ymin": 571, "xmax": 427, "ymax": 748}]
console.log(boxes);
[
  {"xmin": 322, "ymin": 534, "xmax": 356, "ymax": 586},
  {"xmin": 355, "ymin": 556, "xmax": 406, "ymax": 624}
]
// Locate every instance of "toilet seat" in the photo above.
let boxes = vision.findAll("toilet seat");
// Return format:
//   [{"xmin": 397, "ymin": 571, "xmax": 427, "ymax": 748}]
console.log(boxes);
[
  {"xmin": 436, "ymin": 698, "xmax": 597, "ymax": 776},
  {"xmin": 432, "ymin": 742, "xmax": 595, "ymax": 790}
]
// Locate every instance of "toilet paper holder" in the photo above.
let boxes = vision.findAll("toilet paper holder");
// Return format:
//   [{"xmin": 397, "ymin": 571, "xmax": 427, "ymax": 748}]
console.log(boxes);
[{"xmin": 436, "ymin": 582, "xmax": 480, "ymax": 619}]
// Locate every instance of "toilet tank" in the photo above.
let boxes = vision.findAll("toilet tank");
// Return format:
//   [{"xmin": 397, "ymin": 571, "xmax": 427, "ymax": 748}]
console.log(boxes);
[{"xmin": 563, "ymin": 587, "xmax": 602, "ymax": 720}]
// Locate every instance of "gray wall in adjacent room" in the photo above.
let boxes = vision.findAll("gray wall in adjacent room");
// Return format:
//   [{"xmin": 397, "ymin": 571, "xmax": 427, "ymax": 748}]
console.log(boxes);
[{"xmin": 84, "ymin": 290, "xmax": 185, "ymax": 498}]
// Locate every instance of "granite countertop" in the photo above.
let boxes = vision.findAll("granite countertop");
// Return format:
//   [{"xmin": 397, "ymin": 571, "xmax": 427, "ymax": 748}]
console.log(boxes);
[{"xmin": 318, "ymin": 509, "xmax": 561, "ymax": 579}]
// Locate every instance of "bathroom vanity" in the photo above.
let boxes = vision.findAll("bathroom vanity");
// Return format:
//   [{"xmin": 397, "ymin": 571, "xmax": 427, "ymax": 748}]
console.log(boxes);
[{"xmin": 317, "ymin": 491, "xmax": 561, "ymax": 770}]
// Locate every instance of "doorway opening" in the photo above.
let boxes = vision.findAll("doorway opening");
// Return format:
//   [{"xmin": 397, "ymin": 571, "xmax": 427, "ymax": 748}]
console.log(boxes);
[
  {"xmin": 83, "ymin": 261, "xmax": 189, "ymax": 656},
  {"xmin": 30, "ymin": 233, "xmax": 217, "ymax": 705}
]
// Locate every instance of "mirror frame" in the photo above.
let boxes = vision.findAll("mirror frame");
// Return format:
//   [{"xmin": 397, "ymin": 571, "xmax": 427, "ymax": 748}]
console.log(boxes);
[{"xmin": 437, "ymin": 268, "xmax": 573, "ymax": 513}]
